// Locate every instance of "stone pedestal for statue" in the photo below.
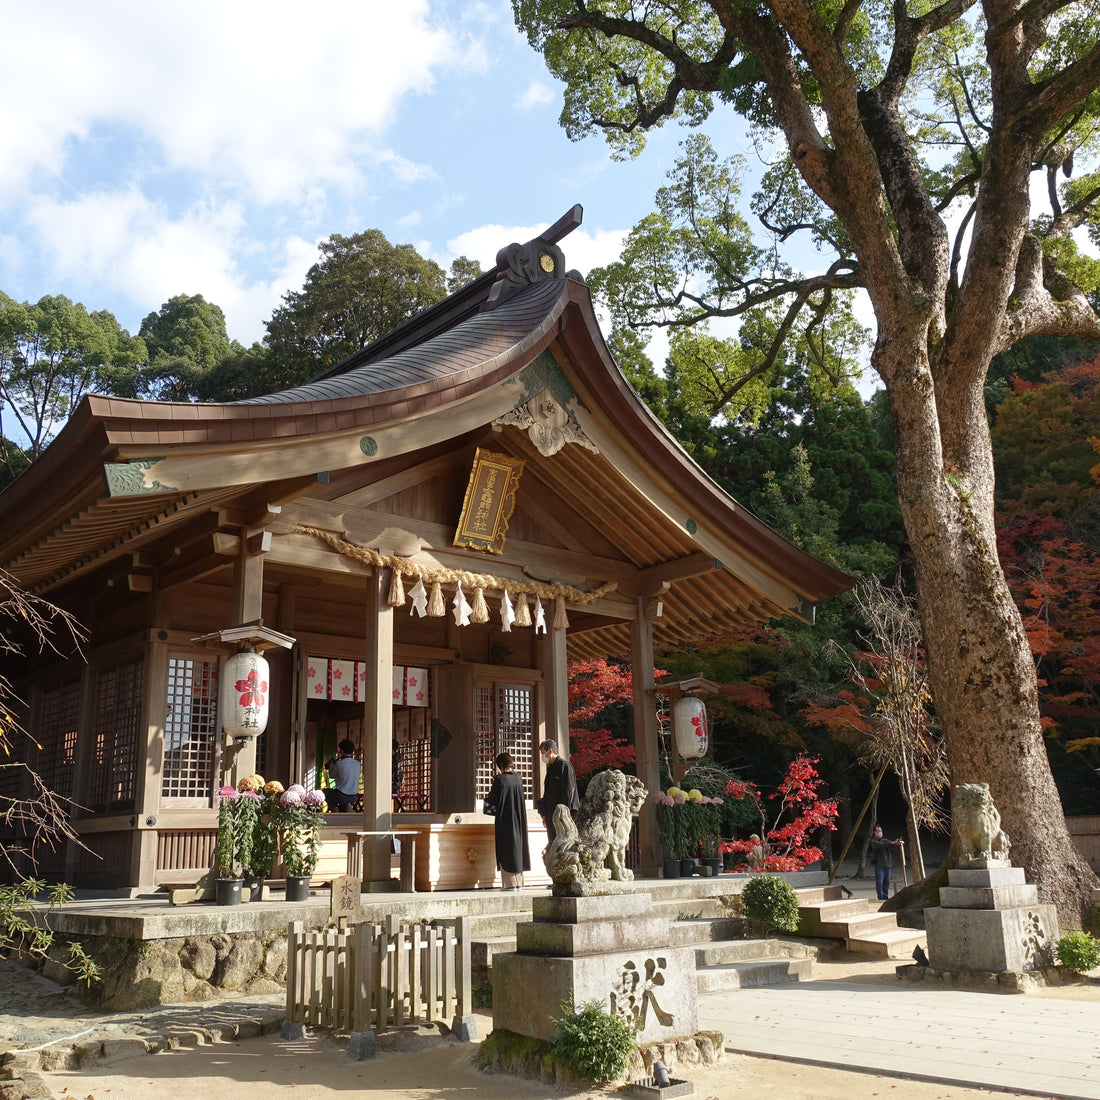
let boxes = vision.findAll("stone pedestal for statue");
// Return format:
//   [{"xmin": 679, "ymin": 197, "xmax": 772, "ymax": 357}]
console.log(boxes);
[
  {"xmin": 925, "ymin": 860, "xmax": 1059, "ymax": 972},
  {"xmin": 492, "ymin": 892, "xmax": 699, "ymax": 1043}
]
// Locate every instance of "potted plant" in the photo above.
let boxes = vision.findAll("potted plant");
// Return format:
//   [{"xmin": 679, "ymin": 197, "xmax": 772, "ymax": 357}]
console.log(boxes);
[
  {"xmin": 240, "ymin": 775, "xmax": 281, "ymax": 900},
  {"xmin": 654, "ymin": 783, "xmax": 725, "ymax": 876},
  {"xmin": 214, "ymin": 784, "xmax": 261, "ymax": 905},
  {"xmin": 277, "ymin": 784, "xmax": 326, "ymax": 901}
]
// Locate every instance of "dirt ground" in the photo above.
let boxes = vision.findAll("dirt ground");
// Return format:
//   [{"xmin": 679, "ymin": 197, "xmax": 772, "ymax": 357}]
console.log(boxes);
[
  {"xmin": 43, "ymin": 1029, "xmax": 1031, "ymax": 1100},
  {"xmin": 45, "ymin": 951, "xmax": 1100, "ymax": 1100}
]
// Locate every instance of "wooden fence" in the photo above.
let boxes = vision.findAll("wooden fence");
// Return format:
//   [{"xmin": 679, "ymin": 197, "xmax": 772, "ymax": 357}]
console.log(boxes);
[{"xmin": 285, "ymin": 914, "xmax": 472, "ymax": 1033}]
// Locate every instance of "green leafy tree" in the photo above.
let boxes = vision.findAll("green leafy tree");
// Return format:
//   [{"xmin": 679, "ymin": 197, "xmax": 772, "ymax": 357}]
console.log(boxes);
[
  {"xmin": 447, "ymin": 255, "xmax": 485, "ymax": 293},
  {"xmin": 515, "ymin": 0, "xmax": 1100, "ymax": 921},
  {"xmin": 264, "ymin": 230, "xmax": 450, "ymax": 389},
  {"xmin": 137, "ymin": 294, "xmax": 237, "ymax": 401},
  {"xmin": 0, "ymin": 294, "xmax": 145, "ymax": 466}
]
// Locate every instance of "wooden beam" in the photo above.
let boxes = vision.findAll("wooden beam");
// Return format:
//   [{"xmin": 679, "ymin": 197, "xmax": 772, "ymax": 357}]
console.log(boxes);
[
  {"xmin": 333, "ymin": 446, "xmax": 476, "ymax": 509},
  {"xmin": 281, "ymin": 498, "xmax": 640, "ymax": 585},
  {"xmin": 629, "ymin": 552, "xmax": 721, "ymax": 596}
]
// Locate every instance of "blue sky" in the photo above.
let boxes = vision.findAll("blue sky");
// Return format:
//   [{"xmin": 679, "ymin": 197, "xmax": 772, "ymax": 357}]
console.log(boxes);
[{"xmin": 0, "ymin": 0, "xmax": 754, "ymax": 352}]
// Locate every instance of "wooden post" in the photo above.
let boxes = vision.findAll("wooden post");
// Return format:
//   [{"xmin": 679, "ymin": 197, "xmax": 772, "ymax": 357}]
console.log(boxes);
[
  {"xmin": 456, "ymin": 915, "xmax": 472, "ymax": 1017},
  {"xmin": 539, "ymin": 620, "xmax": 570, "ymax": 757},
  {"xmin": 630, "ymin": 605, "xmax": 661, "ymax": 876},
  {"xmin": 362, "ymin": 570, "xmax": 395, "ymax": 883},
  {"xmin": 228, "ymin": 535, "xmax": 266, "ymax": 783},
  {"xmin": 132, "ymin": 637, "xmax": 169, "ymax": 890}
]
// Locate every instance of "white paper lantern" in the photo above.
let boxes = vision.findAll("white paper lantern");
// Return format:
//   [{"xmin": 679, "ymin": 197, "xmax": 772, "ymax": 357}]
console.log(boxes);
[
  {"xmin": 221, "ymin": 649, "xmax": 270, "ymax": 740},
  {"xmin": 672, "ymin": 693, "xmax": 708, "ymax": 758}
]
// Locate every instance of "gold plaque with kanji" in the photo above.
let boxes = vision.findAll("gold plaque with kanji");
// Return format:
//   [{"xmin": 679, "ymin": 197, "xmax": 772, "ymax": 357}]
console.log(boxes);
[{"xmin": 453, "ymin": 448, "xmax": 525, "ymax": 554}]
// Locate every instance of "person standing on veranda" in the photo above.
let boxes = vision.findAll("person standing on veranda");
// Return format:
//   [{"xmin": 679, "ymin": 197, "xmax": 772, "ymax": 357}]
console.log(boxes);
[
  {"xmin": 537, "ymin": 738, "xmax": 579, "ymax": 845},
  {"xmin": 483, "ymin": 752, "xmax": 530, "ymax": 890}
]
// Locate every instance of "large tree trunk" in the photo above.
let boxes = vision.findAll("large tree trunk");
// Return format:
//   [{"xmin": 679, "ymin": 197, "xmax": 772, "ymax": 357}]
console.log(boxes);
[{"xmin": 882, "ymin": 338, "xmax": 1098, "ymax": 925}]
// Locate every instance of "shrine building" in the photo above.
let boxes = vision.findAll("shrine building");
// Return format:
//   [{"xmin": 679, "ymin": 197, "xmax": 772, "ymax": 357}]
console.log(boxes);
[{"xmin": 0, "ymin": 208, "xmax": 851, "ymax": 893}]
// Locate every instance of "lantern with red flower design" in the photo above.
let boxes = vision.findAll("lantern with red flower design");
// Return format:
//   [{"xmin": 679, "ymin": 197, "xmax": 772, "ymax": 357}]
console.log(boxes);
[
  {"xmin": 221, "ymin": 648, "xmax": 270, "ymax": 741},
  {"xmin": 672, "ymin": 692, "xmax": 708, "ymax": 759}
]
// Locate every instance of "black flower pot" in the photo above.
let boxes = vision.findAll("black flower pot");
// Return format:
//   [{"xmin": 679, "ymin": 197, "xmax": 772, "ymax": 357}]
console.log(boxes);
[
  {"xmin": 285, "ymin": 874, "xmax": 311, "ymax": 902},
  {"xmin": 662, "ymin": 858, "xmax": 681, "ymax": 879},
  {"xmin": 703, "ymin": 857, "xmax": 722, "ymax": 877},
  {"xmin": 679, "ymin": 858, "xmax": 695, "ymax": 878},
  {"xmin": 216, "ymin": 877, "xmax": 243, "ymax": 906},
  {"xmin": 244, "ymin": 874, "xmax": 265, "ymax": 901}
]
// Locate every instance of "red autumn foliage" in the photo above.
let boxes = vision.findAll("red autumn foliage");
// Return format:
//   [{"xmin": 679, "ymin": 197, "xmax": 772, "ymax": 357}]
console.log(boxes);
[
  {"xmin": 719, "ymin": 755, "xmax": 839, "ymax": 871},
  {"xmin": 566, "ymin": 657, "xmax": 666, "ymax": 779}
]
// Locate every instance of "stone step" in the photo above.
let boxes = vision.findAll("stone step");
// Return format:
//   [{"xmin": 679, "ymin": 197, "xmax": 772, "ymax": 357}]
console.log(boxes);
[
  {"xmin": 669, "ymin": 917, "xmax": 745, "ymax": 946},
  {"xmin": 694, "ymin": 938, "xmax": 812, "ymax": 966},
  {"xmin": 652, "ymin": 897, "xmax": 730, "ymax": 920},
  {"xmin": 811, "ymin": 897, "xmax": 877, "ymax": 920},
  {"xmin": 468, "ymin": 911, "xmax": 530, "ymax": 939},
  {"xmin": 796, "ymin": 898, "xmax": 876, "ymax": 935},
  {"xmin": 791, "ymin": 884, "xmax": 843, "ymax": 906},
  {"xmin": 818, "ymin": 911, "xmax": 902, "ymax": 939},
  {"xmin": 847, "ymin": 927, "xmax": 928, "ymax": 959},
  {"xmin": 472, "ymin": 935, "xmax": 517, "ymax": 983},
  {"xmin": 696, "ymin": 956, "xmax": 813, "ymax": 992}
]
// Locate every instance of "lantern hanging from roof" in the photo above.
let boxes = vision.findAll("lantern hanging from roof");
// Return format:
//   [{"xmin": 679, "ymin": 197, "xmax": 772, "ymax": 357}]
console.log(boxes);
[
  {"xmin": 672, "ymin": 693, "xmax": 708, "ymax": 759},
  {"xmin": 221, "ymin": 648, "xmax": 270, "ymax": 741}
]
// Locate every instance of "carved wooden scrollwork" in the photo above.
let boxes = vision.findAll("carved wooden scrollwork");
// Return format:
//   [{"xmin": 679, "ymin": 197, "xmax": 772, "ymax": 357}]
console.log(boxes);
[{"xmin": 494, "ymin": 388, "xmax": 599, "ymax": 457}]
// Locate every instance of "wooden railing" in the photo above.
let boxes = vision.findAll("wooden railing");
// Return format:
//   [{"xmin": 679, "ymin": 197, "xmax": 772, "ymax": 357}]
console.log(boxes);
[{"xmin": 285, "ymin": 914, "xmax": 472, "ymax": 1033}]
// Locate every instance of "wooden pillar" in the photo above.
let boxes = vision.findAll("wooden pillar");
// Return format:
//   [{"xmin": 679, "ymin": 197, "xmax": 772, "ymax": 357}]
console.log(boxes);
[
  {"xmin": 227, "ymin": 535, "xmax": 266, "ymax": 782},
  {"xmin": 631, "ymin": 601, "xmax": 661, "ymax": 877},
  {"xmin": 362, "ymin": 568, "xmax": 394, "ymax": 883},
  {"xmin": 130, "ymin": 638, "xmax": 169, "ymax": 891},
  {"xmin": 539, "ymin": 623, "xmax": 570, "ymax": 759},
  {"xmin": 65, "ymin": 663, "xmax": 98, "ymax": 883}
]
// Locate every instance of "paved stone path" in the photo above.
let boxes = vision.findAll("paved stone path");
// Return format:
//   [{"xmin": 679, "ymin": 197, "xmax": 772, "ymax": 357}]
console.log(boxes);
[{"xmin": 698, "ymin": 979, "xmax": 1100, "ymax": 1100}]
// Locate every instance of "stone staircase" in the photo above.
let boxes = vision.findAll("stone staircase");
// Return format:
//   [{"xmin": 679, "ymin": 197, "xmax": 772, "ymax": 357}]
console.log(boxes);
[
  {"xmin": 795, "ymin": 884, "xmax": 927, "ymax": 958},
  {"xmin": 470, "ymin": 879, "xmax": 840, "ymax": 992}
]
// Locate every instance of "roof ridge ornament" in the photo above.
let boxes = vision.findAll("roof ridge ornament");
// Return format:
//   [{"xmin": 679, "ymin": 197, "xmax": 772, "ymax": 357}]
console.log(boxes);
[{"xmin": 486, "ymin": 204, "xmax": 583, "ymax": 309}]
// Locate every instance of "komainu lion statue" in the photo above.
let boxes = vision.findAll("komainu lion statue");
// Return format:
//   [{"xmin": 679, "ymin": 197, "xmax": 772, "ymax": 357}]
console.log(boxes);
[
  {"xmin": 953, "ymin": 782, "xmax": 1011, "ymax": 865},
  {"xmin": 544, "ymin": 769, "xmax": 648, "ymax": 890}
]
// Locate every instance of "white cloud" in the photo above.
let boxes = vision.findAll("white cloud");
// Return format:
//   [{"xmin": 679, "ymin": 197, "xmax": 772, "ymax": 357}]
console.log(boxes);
[
  {"xmin": 22, "ymin": 189, "xmax": 312, "ymax": 343},
  {"xmin": 517, "ymin": 81, "xmax": 555, "ymax": 110},
  {"xmin": 0, "ymin": 0, "xmax": 471, "ymax": 207}
]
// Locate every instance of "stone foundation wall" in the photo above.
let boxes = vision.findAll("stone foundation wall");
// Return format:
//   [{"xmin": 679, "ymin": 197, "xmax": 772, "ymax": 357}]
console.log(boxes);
[
  {"xmin": 39, "ymin": 930, "xmax": 288, "ymax": 1010},
  {"xmin": 476, "ymin": 1027, "xmax": 723, "ymax": 1088}
]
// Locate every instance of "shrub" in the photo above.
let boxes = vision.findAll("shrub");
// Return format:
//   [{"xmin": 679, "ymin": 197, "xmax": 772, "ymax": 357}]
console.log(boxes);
[
  {"xmin": 550, "ymin": 999, "xmax": 637, "ymax": 1084},
  {"xmin": 1055, "ymin": 931, "xmax": 1100, "ymax": 973},
  {"xmin": 740, "ymin": 874, "xmax": 800, "ymax": 935}
]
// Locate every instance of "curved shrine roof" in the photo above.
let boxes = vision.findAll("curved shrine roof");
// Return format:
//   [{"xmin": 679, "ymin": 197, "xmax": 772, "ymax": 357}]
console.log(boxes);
[{"xmin": 0, "ymin": 214, "xmax": 852, "ymax": 658}]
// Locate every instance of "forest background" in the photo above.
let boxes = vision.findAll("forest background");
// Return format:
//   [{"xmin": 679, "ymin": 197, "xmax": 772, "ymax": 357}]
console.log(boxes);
[{"xmin": 3, "ymin": 227, "xmax": 1100, "ymax": 855}]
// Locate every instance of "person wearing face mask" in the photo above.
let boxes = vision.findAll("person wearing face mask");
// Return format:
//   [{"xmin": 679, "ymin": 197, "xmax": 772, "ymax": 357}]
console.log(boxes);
[
  {"xmin": 869, "ymin": 824, "xmax": 902, "ymax": 900},
  {"xmin": 536, "ymin": 739, "xmax": 579, "ymax": 844}
]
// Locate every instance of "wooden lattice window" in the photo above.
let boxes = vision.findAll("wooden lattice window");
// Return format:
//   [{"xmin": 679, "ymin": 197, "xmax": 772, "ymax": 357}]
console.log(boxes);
[
  {"xmin": 34, "ymin": 679, "xmax": 81, "ymax": 800},
  {"xmin": 161, "ymin": 655, "xmax": 220, "ymax": 806},
  {"xmin": 474, "ymin": 682, "xmax": 534, "ymax": 802},
  {"xmin": 85, "ymin": 657, "xmax": 143, "ymax": 814},
  {"xmin": 394, "ymin": 706, "xmax": 431, "ymax": 810}
]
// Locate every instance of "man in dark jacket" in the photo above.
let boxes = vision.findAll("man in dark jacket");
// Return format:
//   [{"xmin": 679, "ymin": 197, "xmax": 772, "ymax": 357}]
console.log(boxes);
[
  {"xmin": 869, "ymin": 824, "xmax": 902, "ymax": 900},
  {"xmin": 537, "ymin": 738, "xmax": 579, "ymax": 844}
]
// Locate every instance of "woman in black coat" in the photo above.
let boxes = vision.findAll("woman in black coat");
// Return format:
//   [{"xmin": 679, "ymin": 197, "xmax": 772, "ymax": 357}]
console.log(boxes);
[{"xmin": 483, "ymin": 751, "xmax": 531, "ymax": 890}]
